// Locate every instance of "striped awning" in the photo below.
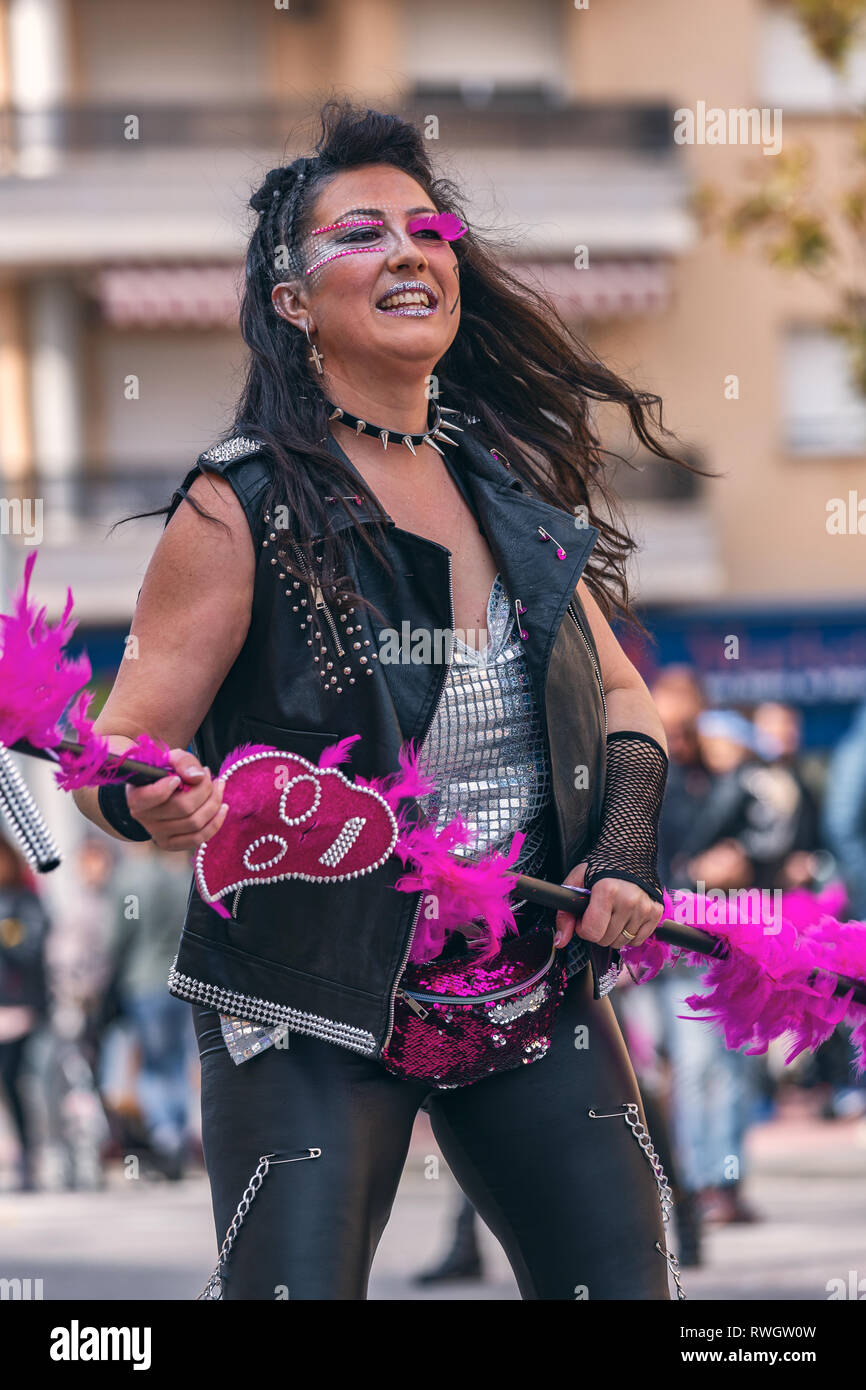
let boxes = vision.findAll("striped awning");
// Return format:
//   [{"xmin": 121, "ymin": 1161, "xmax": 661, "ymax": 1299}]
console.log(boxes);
[
  {"xmin": 514, "ymin": 259, "xmax": 672, "ymax": 320},
  {"xmin": 91, "ymin": 257, "xmax": 671, "ymax": 328},
  {"xmin": 92, "ymin": 264, "xmax": 242, "ymax": 328}
]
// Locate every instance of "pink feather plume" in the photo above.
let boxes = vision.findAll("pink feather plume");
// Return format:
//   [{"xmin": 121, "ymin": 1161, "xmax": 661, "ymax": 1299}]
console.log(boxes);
[
  {"xmin": 318, "ymin": 734, "xmax": 362, "ymax": 769},
  {"xmin": 353, "ymin": 738, "xmax": 524, "ymax": 961},
  {"xmin": 0, "ymin": 551, "xmax": 91, "ymax": 750},
  {"xmin": 621, "ymin": 886, "xmax": 866, "ymax": 1074},
  {"xmin": 1, "ymin": 551, "xmax": 172, "ymax": 789}
]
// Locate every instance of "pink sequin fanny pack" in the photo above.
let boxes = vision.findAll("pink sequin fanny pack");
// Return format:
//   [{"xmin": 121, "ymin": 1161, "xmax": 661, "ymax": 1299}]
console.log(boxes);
[{"xmin": 380, "ymin": 923, "xmax": 568, "ymax": 1089}]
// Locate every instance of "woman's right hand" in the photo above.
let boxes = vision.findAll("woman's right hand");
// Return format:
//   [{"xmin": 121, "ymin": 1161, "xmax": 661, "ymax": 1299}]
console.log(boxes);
[{"xmin": 125, "ymin": 749, "xmax": 229, "ymax": 851}]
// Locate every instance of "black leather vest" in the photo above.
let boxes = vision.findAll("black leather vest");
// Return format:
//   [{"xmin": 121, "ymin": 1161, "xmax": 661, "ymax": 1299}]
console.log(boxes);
[{"xmin": 165, "ymin": 418, "xmax": 610, "ymax": 1056}]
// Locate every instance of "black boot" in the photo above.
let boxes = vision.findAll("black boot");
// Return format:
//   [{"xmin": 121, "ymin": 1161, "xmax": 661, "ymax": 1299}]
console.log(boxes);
[{"xmin": 413, "ymin": 1196, "xmax": 483, "ymax": 1284}]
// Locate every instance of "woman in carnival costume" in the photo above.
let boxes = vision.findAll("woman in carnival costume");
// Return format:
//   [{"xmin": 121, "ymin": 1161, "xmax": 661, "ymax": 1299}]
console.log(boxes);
[{"xmin": 73, "ymin": 99, "xmax": 698, "ymax": 1301}]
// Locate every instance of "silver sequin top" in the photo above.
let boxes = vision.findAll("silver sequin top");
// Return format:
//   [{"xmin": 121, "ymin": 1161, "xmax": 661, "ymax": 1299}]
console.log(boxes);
[{"xmin": 217, "ymin": 573, "xmax": 587, "ymax": 1065}]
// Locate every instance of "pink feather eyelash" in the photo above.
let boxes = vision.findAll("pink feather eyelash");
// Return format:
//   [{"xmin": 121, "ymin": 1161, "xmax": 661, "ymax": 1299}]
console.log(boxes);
[{"xmin": 405, "ymin": 212, "xmax": 467, "ymax": 241}]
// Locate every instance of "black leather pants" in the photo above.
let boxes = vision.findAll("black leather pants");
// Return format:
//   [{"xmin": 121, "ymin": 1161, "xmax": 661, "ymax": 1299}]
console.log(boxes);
[{"xmin": 193, "ymin": 966, "xmax": 675, "ymax": 1300}]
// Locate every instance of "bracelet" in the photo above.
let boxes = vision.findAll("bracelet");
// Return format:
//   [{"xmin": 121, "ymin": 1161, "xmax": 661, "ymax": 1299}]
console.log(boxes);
[{"xmin": 97, "ymin": 781, "xmax": 152, "ymax": 842}]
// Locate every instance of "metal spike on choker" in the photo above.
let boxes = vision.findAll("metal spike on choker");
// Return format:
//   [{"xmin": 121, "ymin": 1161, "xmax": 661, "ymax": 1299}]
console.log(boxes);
[{"xmin": 323, "ymin": 397, "xmax": 463, "ymax": 456}]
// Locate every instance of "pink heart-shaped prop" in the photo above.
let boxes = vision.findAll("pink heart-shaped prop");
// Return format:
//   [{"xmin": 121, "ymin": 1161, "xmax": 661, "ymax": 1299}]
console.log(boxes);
[{"xmin": 195, "ymin": 746, "xmax": 398, "ymax": 905}]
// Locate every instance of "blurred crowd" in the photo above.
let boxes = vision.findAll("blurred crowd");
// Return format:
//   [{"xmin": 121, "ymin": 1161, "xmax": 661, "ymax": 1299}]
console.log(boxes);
[
  {"xmin": 0, "ymin": 832, "xmax": 196, "ymax": 1192},
  {"xmin": 608, "ymin": 673, "xmax": 866, "ymax": 1270},
  {"xmin": 2, "ymin": 678, "xmax": 866, "ymax": 1287}
]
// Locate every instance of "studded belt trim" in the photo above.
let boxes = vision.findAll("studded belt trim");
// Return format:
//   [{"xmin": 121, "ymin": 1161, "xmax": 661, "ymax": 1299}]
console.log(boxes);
[{"xmin": 167, "ymin": 961, "xmax": 378, "ymax": 1056}]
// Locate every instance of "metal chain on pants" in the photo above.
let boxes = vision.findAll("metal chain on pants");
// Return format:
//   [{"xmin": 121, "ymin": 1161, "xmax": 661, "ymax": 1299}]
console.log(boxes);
[
  {"xmin": 588, "ymin": 1102, "xmax": 686, "ymax": 1300},
  {"xmin": 198, "ymin": 1148, "xmax": 322, "ymax": 1300}
]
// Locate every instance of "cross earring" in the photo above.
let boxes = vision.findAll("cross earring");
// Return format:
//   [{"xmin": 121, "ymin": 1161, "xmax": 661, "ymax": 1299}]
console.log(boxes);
[{"xmin": 305, "ymin": 320, "xmax": 324, "ymax": 375}]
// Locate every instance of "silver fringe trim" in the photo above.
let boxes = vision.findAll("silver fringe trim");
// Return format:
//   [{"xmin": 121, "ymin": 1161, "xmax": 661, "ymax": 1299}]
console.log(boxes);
[{"xmin": 167, "ymin": 962, "xmax": 378, "ymax": 1056}]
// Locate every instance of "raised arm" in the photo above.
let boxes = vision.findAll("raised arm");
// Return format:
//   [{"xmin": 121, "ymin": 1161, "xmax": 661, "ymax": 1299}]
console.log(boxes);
[{"xmin": 72, "ymin": 469, "xmax": 256, "ymax": 850}]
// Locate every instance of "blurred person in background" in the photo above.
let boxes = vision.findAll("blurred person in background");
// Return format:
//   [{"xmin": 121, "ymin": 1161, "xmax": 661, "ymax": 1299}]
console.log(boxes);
[
  {"xmin": 682, "ymin": 708, "xmax": 806, "ymax": 893},
  {"xmin": 107, "ymin": 841, "xmax": 197, "ymax": 1180},
  {"xmin": 819, "ymin": 698, "xmax": 866, "ymax": 1118},
  {"xmin": 0, "ymin": 829, "xmax": 50, "ymax": 1191},
  {"xmin": 39, "ymin": 836, "xmax": 117, "ymax": 1190},
  {"xmin": 823, "ymin": 698, "xmax": 866, "ymax": 923},
  {"xmin": 615, "ymin": 667, "xmax": 714, "ymax": 1265},
  {"xmin": 654, "ymin": 708, "xmax": 768, "ymax": 1234},
  {"xmin": 658, "ymin": 704, "xmax": 821, "ymax": 1227},
  {"xmin": 652, "ymin": 666, "xmax": 713, "ymax": 889},
  {"xmin": 414, "ymin": 1190, "xmax": 483, "ymax": 1286},
  {"xmin": 752, "ymin": 701, "xmax": 822, "ymax": 889}
]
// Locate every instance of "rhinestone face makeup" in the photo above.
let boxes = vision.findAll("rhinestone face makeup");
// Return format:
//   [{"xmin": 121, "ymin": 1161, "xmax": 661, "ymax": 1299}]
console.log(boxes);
[
  {"xmin": 310, "ymin": 217, "xmax": 384, "ymax": 237},
  {"xmin": 305, "ymin": 245, "xmax": 382, "ymax": 277},
  {"xmin": 374, "ymin": 278, "xmax": 438, "ymax": 317},
  {"xmin": 296, "ymin": 200, "xmax": 463, "ymax": 292}
]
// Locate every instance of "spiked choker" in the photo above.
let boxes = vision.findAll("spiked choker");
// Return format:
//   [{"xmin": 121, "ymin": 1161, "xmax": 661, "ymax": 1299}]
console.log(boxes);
[{"xmin": 324, "ymin": 397, "xmax": 463, "ymax": 456}]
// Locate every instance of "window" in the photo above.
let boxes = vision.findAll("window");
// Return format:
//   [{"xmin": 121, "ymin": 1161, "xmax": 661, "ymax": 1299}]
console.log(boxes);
[
  {"xmin": 759, "ymin": 5, "xmax": 866, "ymax": 112},
  {"xmin": 782, "ymin": 326, "xmax": 866, "ymax": 455},
  {"xmin": 402, "ymin": 0, "xmax": 566, "ymax": 101}
]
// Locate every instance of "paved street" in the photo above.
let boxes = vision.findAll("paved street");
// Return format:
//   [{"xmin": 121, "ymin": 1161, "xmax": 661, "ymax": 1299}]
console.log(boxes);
[{"xmin": 1, "ymin": 1095, "xmax": 864, "ymax": 1301}]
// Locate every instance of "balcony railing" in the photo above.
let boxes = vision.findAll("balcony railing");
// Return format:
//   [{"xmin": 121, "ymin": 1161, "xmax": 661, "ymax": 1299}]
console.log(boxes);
[
  {"xmin": 0, "ymin": 97, "xmax": 676, "ymax": 165},
  {"xmin": 1, "ymin": 468, "xmax": 184, "ymax": 534},
  {"xmin": 2, "ymin": 447, "xmax": 705, "ymax": 539}
]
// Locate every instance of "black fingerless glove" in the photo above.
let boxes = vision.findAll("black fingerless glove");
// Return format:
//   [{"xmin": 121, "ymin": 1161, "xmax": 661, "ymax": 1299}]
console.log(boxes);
[
  {"xmin": 583, "ymin": 731, "xmax": 668, "ymax": 906},
  {"xmin": 97, "ymin": 781, "xmax": 152, "ymax": 842}
]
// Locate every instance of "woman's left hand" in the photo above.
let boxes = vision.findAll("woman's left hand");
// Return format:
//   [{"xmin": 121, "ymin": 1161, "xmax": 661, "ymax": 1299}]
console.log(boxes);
[{"xmin": 554, "ymin": 861, "xmax": 664, "ymax": 950}]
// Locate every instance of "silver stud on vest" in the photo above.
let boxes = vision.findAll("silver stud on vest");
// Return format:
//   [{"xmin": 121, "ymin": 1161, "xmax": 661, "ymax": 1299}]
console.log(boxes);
[
  {"xmin": 200, "ymin": 435, "xmax": 264, "ymax": 465},
  {"xmin": 258, "ymin": 530, "xmax": 371, "ymax": 695}
]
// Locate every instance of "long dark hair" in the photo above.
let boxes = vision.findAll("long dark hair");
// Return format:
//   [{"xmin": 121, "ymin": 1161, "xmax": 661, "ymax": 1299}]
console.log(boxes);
[{"xmin": 130, "ymin": 97, "xmax": 702, "ymax": 630}]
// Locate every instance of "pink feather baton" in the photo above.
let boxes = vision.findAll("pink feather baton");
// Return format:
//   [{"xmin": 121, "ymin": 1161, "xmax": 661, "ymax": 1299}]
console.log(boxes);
[{"xmin": 2, "ymin": 549, "xmax": 866, "ymax": 1071}]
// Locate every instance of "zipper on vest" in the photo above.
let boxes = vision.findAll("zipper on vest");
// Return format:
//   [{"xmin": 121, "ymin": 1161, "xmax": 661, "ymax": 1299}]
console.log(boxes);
[
  {"xmin": 289, "ymin": 541, "xmax": 345, "ymax": 659},
  {"xmin": 383, "ymin": 552, "xmax": 454, "ymax": 1050},
  {"xmin": 567, "ymin": 601, "xmax": 607, "ymax": 734},
  {"xmin": 313, "ymin": 583, "xmax": 345, "ymax": 657},
  {"xmin": 395, "ymin": 935, "xmax": 557, "ymax": 1011}
]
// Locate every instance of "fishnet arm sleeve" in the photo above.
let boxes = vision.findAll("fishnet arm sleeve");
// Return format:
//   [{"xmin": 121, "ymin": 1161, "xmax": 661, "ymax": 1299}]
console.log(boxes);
[{"xmin": 582, "ymin": 732, "xmax": 668, "ymax": 905}]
